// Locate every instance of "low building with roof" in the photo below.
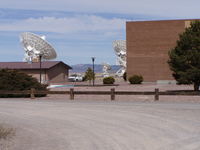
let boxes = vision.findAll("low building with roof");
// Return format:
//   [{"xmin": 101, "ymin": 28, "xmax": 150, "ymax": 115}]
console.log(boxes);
[{"xmin": 0, "ymin": 61, "xmax": 72, "ymax": 83}]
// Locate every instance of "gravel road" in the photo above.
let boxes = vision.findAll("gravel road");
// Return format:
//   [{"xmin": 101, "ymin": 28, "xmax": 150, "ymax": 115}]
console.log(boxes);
[{"xmin": 0, "ymin": 99, "xmax": 200, "ymax": 150}]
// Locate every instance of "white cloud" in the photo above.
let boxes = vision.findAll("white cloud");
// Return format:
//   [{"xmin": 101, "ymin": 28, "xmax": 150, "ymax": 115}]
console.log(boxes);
[
  {"xmin": 1, "ymin": 0, "xmax": 200, "ymax": 18},
  {"xmin": 0, "ymin": 15, "xmax": 125, "ymax": 34},
  {"xmin": 1, "ymin": 0, "xmax": 199, "ymax": 64}
]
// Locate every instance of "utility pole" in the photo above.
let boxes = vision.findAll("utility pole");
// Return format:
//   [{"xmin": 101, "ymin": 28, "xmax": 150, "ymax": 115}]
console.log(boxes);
[
  {"xmin": 91, "ymin": 57, "xmax": 95, "ymax": 86},
  {"xmin": 39, "ymin": 55, "xmax": 42, "ymax": 84}
]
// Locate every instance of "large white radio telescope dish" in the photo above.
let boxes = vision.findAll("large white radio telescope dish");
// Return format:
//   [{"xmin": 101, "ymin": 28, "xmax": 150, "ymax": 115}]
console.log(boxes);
[
  {"xmin": 113, "ymin": 40, "xmax": 126, "ymax": 77},
  {"xmin": 20, "ymin": 32, "xmax": 57, "ymax": 62}
]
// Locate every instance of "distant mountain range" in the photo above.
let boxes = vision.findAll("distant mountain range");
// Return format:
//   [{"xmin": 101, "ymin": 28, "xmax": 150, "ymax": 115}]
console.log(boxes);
[{"xmin": 70, "ymin": 64, "xmax": 121, "ymax": 73}]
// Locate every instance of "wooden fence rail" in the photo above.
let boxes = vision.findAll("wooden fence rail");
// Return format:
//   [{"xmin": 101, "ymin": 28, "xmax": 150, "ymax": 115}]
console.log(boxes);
[{"xmin": 0, "ymin": 88, "xmax": 200, "ymax": 101}]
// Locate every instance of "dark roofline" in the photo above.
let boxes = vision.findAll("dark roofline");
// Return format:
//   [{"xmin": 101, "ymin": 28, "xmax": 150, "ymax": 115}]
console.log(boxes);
[
  {"xmin": 126, "ymin": 18, "xmax": 200, "ymax": 23},
  {"xmin": 58, "ymin": 61, "xmax": 72, "ymax": 69},
  {"xmin": 0, "ymin": 61, "xmax": 72, "ymax": 70}
]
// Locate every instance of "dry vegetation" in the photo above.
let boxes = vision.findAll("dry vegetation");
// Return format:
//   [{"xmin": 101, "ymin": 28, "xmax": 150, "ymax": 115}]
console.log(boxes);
[
  {"xmin": 0, "ymin": 124, "xmax": 15, "ymax": 140},
  {"xmin": 0, "ymin": 124, "xmax": 15, "ymax": 150}
]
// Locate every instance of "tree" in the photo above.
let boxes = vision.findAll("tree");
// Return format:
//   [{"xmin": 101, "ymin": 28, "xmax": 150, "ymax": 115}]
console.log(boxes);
[
  {"xmin": 168, "ymin": 20, "xmax": 200, "ymax": 91},
  {"xmin": 0, "ymin": 69, "xmax": 47, "ymax": 97},
  {"xmin": 84, "ymin": 67, "xmax": 95, "ymax": 85}
]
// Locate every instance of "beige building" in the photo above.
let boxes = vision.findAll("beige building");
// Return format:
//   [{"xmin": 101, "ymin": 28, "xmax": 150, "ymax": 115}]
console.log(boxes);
[
  {"xmin": 0, "ymin": 61, "xmax": 72, "ymax": 83},
  {"xmin": 126, "ymin": 19, "xmax": 195, "ymax": 82}
]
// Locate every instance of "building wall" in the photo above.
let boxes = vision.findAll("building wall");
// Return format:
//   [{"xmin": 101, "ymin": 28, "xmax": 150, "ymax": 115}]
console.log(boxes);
[
  {"xmin": 20, "ymin": 69, "xmax": 47, "ymax": 82},
  {"xmin": 47, "ymin": 63, "xmax": 69, "ymax": 83},
  {"xmin": 19, "ymin": 64, "xmax": 69, "ymax": 83},
  {"xmin": 126, "ymin": 20, "xmax": 192, "ymax": 82}
]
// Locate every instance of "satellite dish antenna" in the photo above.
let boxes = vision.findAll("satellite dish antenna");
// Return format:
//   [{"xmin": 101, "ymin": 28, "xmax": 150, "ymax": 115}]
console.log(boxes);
[
  {"xmin": 102, "ymin": 63, "xmax": 111, "ymax": 77},
  {"xmin": 20, "ymin": 32, "xmax": 57, "ymax": 83},
  {"xmin": 20, "ymin": 32, "xmax": 57, "ymax": 61},
  {"xmin": 113, "ymin": 40, "xmax": 126, "ymax": 77}
]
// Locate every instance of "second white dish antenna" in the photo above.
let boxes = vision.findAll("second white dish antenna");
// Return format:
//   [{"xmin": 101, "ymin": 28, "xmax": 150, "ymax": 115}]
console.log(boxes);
[{"xmin": 113, "ymin": 40, "xmax": 127, "ymax": 77}]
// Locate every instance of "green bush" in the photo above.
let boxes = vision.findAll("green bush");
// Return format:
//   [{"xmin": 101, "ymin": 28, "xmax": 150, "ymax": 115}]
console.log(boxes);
[
  {"xmin": 103, "ymin": 76, "xmax": 115, "ymax": 84},
  {"xmin": 128, "ymin": 75, "xmax": 143, "ymax": 84},
  {"xmin": 0, "ymin": 69, "xmax": 47, "ymax": 98}
]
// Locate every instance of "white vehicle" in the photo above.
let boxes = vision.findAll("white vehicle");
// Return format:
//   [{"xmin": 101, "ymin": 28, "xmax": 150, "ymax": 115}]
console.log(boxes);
[{"xmin": 68, "ymin": 74, "xmax": 83, "ymax": 82}]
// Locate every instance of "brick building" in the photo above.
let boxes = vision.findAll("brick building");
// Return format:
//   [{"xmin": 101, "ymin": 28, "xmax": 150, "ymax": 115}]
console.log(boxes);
[
  {"xmin": 126, "ymin": 19, "xmax": 195, "ymax": 82},
  {"xmin": 0, "ymin": 61, "xmax": 72, "ymax": 83}
]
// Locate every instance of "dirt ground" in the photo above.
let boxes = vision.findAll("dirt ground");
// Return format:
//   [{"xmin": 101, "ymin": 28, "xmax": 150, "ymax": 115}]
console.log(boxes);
[
  {"xmin": 0, "ymin": 99, "xmax": 200, "ymax": 150},
  {"xmin": 0, "ymin": 83, "xmax": 200, "ymax": 150}
]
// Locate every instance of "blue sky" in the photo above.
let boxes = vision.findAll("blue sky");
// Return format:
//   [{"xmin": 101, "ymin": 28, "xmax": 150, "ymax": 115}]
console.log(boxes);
[{"xmin": 0, "ymin": 0, "xmax": 200, "ymax": 65}]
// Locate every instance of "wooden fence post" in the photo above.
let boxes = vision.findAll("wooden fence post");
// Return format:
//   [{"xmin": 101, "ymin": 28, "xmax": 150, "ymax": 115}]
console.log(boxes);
[
  {"xmin": 31, "ymin": 88, "xmax": 35, "ymax": 99},
  {"xmin": 155, "ymin": 88, "xmax": 159, "ymax": 101},
  {"xmin": 111, "ymin": 88, "xmax": 115, "ymax": 100},
  {"xmin": 70, "ymin": 88, "xmax": 74, "ymax": 100}
]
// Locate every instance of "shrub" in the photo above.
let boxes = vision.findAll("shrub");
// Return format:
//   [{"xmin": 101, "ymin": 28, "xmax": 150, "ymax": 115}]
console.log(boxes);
[
  {"xmin": 123, "ymin": 72, "xmax": 127, "ymax": 81},
  {"xmin": 128, "ymin": 75, "xmax": 143, "ymax": 84},
  {"xmin": 103, "ymin": 76, "xmax": 115, "ymax": 84},
  {"xmin": 0, "ymin": 69, "xmax": 47, "ymax": 97}
]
